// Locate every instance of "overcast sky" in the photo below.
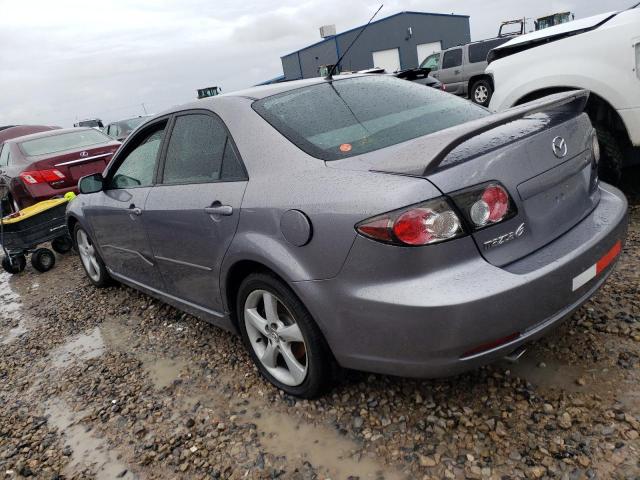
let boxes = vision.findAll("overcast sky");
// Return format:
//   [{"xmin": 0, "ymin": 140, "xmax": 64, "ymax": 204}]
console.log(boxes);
[{"xmin": 0, "ymin": 0, "xmax": 633, "ymax": 127}]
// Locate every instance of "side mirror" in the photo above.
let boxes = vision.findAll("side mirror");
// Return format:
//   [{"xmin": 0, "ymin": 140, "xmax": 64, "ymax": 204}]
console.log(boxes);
[{"xmin": 78, "ymin": 173, "xmax": 104, "ymax": 194}]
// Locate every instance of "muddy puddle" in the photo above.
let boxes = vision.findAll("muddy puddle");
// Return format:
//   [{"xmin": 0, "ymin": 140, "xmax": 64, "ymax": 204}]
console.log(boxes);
[
  {"xmin": 46, "ymin": 398, "xmax": 136, "ymax": 480},
  {"xmin": 0, "ymin": 271, "xmax": 25, "ymax": 343},
  {"xmin": 188, "ymin": 370, "xmax": 405, "ymax": 480},
  {"xmin": 252, "ymin": 408, "xmax": 405, "ymax": 480}
]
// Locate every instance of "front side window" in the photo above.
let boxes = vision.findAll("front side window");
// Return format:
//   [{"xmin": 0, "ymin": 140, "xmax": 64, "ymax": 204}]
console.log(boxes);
[
  {"xmin": 108, "ymin": 125, "xmax": 165, "ymax": 189},
  {"xmin": 19, "ymin": 130, "xmax": 111, "ymax": 156},
  {"xmin": 442, "ymin": 49, "xmax": 462, "ymax": 69},
  {"xmin": 0, "ymin": 145, "xmax": 10, "ymax": 166},
  {"xmin": 420, "ymin": 53, "xmax": 440, "ymax": 71},
  {"xmin": 253, "ymin": 75, "xmax": 488, "ymax": 161}
]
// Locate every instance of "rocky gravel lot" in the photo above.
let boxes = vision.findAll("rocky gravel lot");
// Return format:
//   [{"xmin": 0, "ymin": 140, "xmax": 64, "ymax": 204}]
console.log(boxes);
[{"xmin": 1, "ymin": 174, "xmax": 639, "ymax": 480}]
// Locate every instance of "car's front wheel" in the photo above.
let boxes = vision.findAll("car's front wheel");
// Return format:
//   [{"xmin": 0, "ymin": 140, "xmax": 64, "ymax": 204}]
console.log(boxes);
[
  {"xmin": 74, "ymin": 224, "xmax": 111, "ymax": 287},
  {"xmin": 237, "ymin": 273, "xmax": 332, "ymax": 398}
]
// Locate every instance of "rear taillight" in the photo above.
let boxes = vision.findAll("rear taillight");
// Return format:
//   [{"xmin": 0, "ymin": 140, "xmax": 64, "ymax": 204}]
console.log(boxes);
[
  {"xmin": 356, "ymin": 197, "xmax": 464, "ymax": 246},
  {"xmin": 20, "ymin": 169, "xmax": 66, "ymax": 185},
  {"xmin": 450, "ymin": 182, "xmax": 516, "ymax": 231},
  {"xmin": 357, "ymin": 182, "xmax": 516, "ymax": 246}
]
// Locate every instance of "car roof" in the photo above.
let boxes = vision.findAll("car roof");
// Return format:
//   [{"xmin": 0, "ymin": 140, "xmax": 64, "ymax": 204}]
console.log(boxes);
[
  {"xmin": 493, "ymin": 11, "xmax": 617, "ymax": 51},
  {"xmin": 0, "ymin": 125, "xmax": 60, "ymax": 144},
  {"xmin": 5, "ymin": 127, "xmax": 96, "ymax": 144},
  {"xmin": 158, "ymin": 74, "xmax": 375, "ymax": 116}
]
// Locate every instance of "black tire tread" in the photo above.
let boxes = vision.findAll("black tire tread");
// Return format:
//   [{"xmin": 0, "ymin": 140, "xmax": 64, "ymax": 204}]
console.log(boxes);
[
  {"xmin": 31, "ymin": 248, "xmax": 56, "ymax": 273},
  {"xmin": 595, "ymin": 125, "xmax": 623, "ymax": 184}
]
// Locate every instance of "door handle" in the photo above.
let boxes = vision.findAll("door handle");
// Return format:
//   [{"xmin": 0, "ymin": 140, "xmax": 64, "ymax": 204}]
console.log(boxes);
[
  {"xmin": 204, "ymin": 202, "xmax": 233, "ymax": 216},
  {"xmin": 128, "ymin": 204, "xmax": 142, "ymax": 216}
]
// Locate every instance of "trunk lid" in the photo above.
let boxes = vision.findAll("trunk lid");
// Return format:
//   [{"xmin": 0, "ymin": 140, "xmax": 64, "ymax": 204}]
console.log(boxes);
[
  {"xmin": 329, "ymin": 91, "xmax": 599, "ymax": 266},
  {"xmin": 27, "ymin": 142, "xmax": 120, "ymax": 189}
]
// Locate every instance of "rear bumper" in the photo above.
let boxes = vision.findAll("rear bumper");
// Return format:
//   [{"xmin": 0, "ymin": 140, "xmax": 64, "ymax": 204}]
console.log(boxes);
[
  {"xmin": 294, "ymin": 183, "xmax": 628, "ymax": 378},
  {"xmin": 16, "ymin": 184, "xmax": 78, "ymax": 210}
]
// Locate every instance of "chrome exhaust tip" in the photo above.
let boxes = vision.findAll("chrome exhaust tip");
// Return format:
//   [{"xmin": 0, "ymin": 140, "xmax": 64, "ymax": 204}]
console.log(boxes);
[{"xmin": 503, "ymin": 345, "xmax": 527, "ymax": 363}]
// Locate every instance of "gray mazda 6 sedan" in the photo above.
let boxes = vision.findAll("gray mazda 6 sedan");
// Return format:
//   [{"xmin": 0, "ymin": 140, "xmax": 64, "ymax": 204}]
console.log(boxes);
[{"xmin": 67, "ymin": 75, "xmax": 628, "ymax": 397}]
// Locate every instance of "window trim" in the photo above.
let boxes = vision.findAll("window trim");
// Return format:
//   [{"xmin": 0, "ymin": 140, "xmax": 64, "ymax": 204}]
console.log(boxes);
[
  {"xmin": 155, "ymin": 109, "xmax": 248, "ymax": 187},
  {"xmin": 104, "ymin": 116, "xmax": 170, "ymax": 191}
]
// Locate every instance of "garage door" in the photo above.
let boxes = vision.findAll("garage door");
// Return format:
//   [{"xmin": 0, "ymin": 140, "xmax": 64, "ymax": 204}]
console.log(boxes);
[
  {"xmin": 416, "ymin": 41, "xmax": 442, "ymax": 64},
  {"xmin": 372, "ymin": 48, "xmax": 401, "ymax": 72}
]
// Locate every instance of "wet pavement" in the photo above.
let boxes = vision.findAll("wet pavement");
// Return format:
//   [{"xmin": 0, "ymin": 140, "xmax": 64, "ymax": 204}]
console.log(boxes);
[{"xmin": 0, "ymin": 179, "xmax": 639, "ymax": 479}]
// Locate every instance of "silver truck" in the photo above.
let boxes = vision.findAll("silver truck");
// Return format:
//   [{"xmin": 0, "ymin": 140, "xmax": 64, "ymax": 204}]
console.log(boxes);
[{"xmin": 420, "ymin": 37, "xmax": 510, "ymax": 106}]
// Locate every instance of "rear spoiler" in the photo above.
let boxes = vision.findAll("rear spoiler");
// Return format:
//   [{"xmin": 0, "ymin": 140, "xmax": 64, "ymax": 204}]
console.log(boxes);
[{"xmin": 422, "ymin": 90, "xmax": 590, "ymax": 175}]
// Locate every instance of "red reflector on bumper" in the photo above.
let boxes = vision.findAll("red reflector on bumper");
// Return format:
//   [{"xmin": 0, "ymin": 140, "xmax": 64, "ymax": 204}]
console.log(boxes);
[
  {"xmin": 572, "ymin": 240, "xmax": 622, "ymax": 291},
  {"xmin": 596, "ymin": 240, "xmax": 621, "ymax": 274},
  {"xmin": 462, "ymin": 332, "xmax": 520, "ymax": 358}
]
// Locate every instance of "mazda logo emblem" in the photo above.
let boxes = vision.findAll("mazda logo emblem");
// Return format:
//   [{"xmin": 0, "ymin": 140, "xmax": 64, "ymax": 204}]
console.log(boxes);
[
  {"xmin": 79, "ymin": 151, "xmax": 89, "ymax": 157},
  {"xmin": 552, "ymin": 136, "xmax": 568, "ymax": 158}
]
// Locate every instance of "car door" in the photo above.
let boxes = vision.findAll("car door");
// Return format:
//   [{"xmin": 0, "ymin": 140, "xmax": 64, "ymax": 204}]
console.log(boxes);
[
  {"xmin": 86, "ymin": 119, "xmax": 168, "ymax": 290},
  {"xmin": 144, "ymin": 111, "xmax": 248, "ymax": 315},
  {"xmin": 438, "ymin": 48, "xmax": 464, "ymax": 95}
]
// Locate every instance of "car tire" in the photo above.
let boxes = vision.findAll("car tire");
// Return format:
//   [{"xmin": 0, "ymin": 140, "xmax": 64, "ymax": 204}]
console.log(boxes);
[
  {"xmin": 52, "ymin": 235, "xmax": 73, "ymax": 254},
  {"xmin": 74, "ymin": 224, "xmax": 111, "ymax": 287},
  {"xmin": 471, "ymin": 79, "xmax": 493, "ymax": 107},
  {"xmin": 237, "ymin": 273, "xmax": 332, "ymax": 398},
  {"xmin": 2, "ymin": 254, "xmax": 26, "ymax": 274},
  {"xmin": 31, "ymin": 248, "xmax": 56, "ymax": 273},
  {"xmin": 595, "ymin": 125, "xmax": 623, "ymax": 185}
]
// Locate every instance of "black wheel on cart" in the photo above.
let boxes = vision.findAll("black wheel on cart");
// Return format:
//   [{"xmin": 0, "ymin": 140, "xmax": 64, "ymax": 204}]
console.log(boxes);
[
  {"xmin": 31, "ymin": 248, "xmax": 56, "ymax": 272},
  {"xmin": 52, "ymin": 235, "xmax": 73, "ymax": 254},
  {"xmin": 2, "ymin": 254, "xmax": 26, "ymax": 274}
]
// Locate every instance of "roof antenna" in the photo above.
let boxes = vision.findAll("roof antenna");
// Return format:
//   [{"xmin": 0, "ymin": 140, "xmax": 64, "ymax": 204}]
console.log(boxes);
[{"xmin": 325, "ymin": 4, "xmax": 384, "ymax": 80}]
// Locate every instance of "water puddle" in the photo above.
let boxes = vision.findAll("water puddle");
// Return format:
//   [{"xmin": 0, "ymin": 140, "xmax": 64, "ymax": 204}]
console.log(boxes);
[
  {"xmin": 141, "ymin": 355, "xmax": 187, "ymax": 389},
  {"xmin": 251, "ymin": 409, "xmax": 405, "ymax": 480},
  {"xmin": 0, "ymin": 271, "xmax": 24, "ymax": 343},
  {"xmin": 504, "ymin": 351, "xmax": 610, "ymax": 394},
  {"xmin": 50, "ymin": 327, "xmax": 105, "ymax": 368},
  {"xmin": 46, "ymin": 398, "xmax": 136, "ymax": 480}
]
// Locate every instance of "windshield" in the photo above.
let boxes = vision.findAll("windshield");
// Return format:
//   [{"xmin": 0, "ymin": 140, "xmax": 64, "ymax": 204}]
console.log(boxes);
[
  {"xmin": 419, "ymin": 53, "xmax": 440, "ymax": 69},
  {"xmin": 78, "ymin": 120, "xmax": 102, "ymax": 128},
  {"xmin": 121, "ymin": 117, "xmax": 147, "ymax": 132},
  {"xmin": 19, "ymin": 129, "xmax": 111, "ymax": 156},
  {"xmin": 253, "ymin": 75, "xmax": 488, "ymax": 160}
]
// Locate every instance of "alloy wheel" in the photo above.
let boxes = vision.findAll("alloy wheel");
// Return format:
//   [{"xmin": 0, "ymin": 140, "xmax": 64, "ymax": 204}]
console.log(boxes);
[
  {"xmin": 76, "ymin": 229, "xmax": 101, "ymax": 282},
  {"xmin": 243, "ymin": 289, "xmax": 308, "ymax": 386},
  {"xmin": 474, "ymin": 85, "xmax": 489, "ymax": 104}
]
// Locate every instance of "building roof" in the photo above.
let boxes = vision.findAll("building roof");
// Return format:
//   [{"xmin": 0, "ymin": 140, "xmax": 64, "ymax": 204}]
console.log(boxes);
[{"xmin": 281, "ymin": 10, "xmax": 470, "ymax": 59}]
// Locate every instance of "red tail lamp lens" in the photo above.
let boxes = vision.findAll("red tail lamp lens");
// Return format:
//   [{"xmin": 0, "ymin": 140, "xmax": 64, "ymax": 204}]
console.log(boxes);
[
  {"xmin": 20, "ymin": 169, "xmax": 65, "ymax": 185},
  {"xmin": 468, "ymin": 184, "xmax": 510, "ymax": 227},
  {"xmin": 356, "ymin": 198, "xmax": 464, "ymax": 246}
]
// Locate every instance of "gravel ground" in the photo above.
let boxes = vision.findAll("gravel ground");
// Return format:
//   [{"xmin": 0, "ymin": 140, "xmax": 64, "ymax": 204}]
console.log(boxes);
[{"xmin": 1, "ymin": 174, "xmax": 639, "ymax": 480}]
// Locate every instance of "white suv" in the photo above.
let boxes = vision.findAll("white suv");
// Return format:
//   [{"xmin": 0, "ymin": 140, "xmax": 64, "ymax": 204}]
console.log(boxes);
[{"xmin": 487, "ymin": 5, "xmax": 640, "ymax": 181}]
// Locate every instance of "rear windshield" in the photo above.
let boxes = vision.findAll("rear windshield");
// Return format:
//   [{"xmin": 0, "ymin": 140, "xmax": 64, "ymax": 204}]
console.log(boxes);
[
  {"xmin": 19, "ymin": 129, "xmax": 111, "ymax": 156},
  {"xmin": 253, "ymin": 75, "xmax": 488, "ymax": 160}
]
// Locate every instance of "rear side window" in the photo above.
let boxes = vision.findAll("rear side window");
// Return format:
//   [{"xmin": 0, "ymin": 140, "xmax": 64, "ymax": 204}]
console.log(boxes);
[
  {"xmin": 162, "ymin": 114, "xmax": 226, "ymax": 184},
  {"xmin": 253, "ymin": 75, "xmax": 488, "ymax": 161},
  {"xmin": 468, "ymin": 39, "xmax": 509, "ymax": 63},
  {"xmin": 19, "ymin": 130, "xmax": 111, "ymax": 156},
  {"xmin": 442, "ymin": 49, "xmax": 462, "ymax": 69}
]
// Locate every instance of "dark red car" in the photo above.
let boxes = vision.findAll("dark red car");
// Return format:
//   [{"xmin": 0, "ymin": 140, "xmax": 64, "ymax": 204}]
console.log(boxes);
[{"xmin": 0, "ymin": 128, "xmax": 120, "ymax": 212}]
